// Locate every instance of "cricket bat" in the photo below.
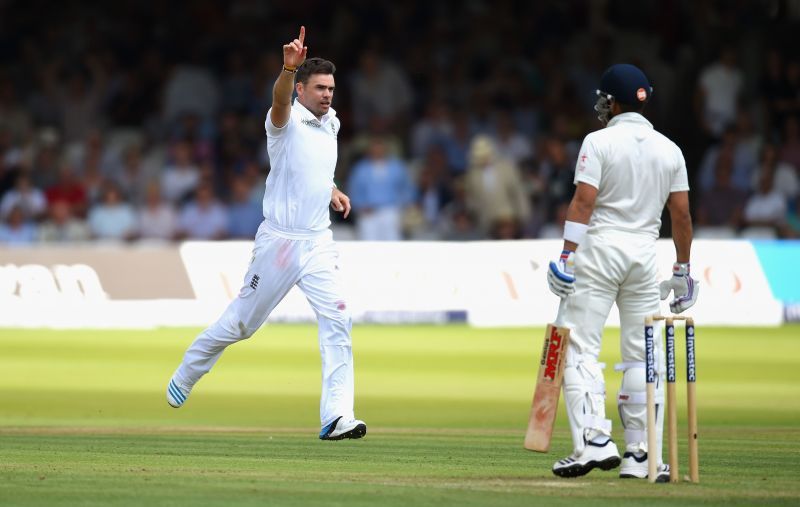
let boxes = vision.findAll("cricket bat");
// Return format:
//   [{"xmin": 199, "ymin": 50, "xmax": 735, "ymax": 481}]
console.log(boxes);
[{"xmin": 524, "ymin": 301, "xmax": 570, "ymax": 452}]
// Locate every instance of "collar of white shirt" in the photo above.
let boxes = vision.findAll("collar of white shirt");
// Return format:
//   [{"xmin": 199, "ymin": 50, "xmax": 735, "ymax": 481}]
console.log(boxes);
[
  {"xmin": 293, "ymin": 98, "xmax": 337, "ymax": 125},
  {"xmin": 607, "ymin": 112, "xmax": 652, "ymax": 129}
]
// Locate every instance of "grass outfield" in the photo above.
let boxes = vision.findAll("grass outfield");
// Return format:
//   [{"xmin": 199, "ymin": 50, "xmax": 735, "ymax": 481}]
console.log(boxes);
[{"xmin": 0, "ymin": 324, "xmax": 798, "ymax": 506}]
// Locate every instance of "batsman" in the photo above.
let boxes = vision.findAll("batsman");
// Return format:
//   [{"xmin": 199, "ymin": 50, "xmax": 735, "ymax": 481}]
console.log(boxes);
[{"xmin": 544, "ymin": 64, "xmax": 698, "ymax": 480}]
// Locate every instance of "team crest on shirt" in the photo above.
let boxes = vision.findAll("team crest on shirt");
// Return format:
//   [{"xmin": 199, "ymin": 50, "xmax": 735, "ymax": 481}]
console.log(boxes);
[
  {"xmin": 301, "ymin": 118, "xmax": 322, "ymax": 128},
  {"xmin": 330, "ymin": 122, "xmax": 337, "ymax": 139}
]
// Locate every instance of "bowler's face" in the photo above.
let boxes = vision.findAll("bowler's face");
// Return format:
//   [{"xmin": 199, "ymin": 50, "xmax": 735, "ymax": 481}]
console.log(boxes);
[{"xmin": 297, "ymin": 74, "xmax": 335, "ymax": 119}]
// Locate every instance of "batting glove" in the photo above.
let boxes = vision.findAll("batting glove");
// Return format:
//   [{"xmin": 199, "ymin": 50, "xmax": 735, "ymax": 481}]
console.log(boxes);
[
  {"xmin": 547, "ymin": 250, "xmax": 576, "ymax": 299},
  {"xmin": 659, "ymin": 262, "xmax": 699, "ymax": 314}
]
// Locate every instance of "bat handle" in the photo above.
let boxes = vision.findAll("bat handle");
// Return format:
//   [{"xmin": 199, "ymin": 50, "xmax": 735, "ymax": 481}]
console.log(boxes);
[{"xmin": 553, "ymin": 298, "xmax": 568, "ymax": 328}]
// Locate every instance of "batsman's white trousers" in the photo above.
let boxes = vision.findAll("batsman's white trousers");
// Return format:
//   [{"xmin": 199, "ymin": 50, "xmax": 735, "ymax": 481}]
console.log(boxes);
[
  {"xmin": 563, "ymin": 229, "xmax": 661, "ymax": 361},
  {"xmin": 175, "ymin": 221, "xmax": 355, "ymax": 427},
  {"xmin": 561, "ymin": 229, "xmax": 663, "ymax": 455}
]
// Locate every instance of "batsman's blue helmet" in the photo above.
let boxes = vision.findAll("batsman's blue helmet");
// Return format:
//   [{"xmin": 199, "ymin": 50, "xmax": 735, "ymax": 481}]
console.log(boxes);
[{"xmin": 596, "ymin": 64, "xmax": 652, "ymax": 105}]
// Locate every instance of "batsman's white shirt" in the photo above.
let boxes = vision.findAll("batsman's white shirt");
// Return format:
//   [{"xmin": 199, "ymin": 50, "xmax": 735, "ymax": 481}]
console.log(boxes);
[
  {"xmin": 575, "ymin": 113, "xmax": 689, "ymax": 238},
  {"xmin": 175, "ymin": 99, "xmax": 355, "ymax": 428}
]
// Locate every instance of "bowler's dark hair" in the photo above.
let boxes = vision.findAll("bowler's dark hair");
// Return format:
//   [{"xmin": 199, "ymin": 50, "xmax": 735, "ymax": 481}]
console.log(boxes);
[{"xmin": 296, "ymin": 57, "xmax": 336, "ymax": 84}]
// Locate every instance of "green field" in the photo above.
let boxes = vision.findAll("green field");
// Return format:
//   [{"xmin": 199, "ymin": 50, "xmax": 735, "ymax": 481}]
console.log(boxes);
[{"xmin": 1, "ymin": 325, "xmax": 799, "ymax": 506}]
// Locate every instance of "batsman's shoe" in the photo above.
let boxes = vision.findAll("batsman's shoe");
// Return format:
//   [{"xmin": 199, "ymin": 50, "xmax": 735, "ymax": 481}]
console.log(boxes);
[
  {"xmin": 319, "ymin": 416, "xmax": 367, "ymax": 441},
  {"xmin": 552, "ymin": 439, "xmax": 621, "ymax": 478},
  {"xmin": 166, "ymin": 377, "xmax": 191, "ymax": 408},
  {"xmin": 619, "ymin": 451, "xmax": 670, "ymax": 482}
]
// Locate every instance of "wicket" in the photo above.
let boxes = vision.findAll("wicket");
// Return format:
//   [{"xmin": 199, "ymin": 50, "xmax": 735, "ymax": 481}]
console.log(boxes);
[{"xmin": 644, "ymin": 315, "xmax": 699, "ymax": 484}]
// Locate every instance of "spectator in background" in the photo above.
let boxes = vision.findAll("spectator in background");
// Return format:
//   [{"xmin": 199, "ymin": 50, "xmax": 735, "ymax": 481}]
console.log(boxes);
[
  {"xmin": 696, "ymin": 46, "xmax": 744, "ymax": 138},
  {"xmin": 221, "ymin": 50, "xmax": 254, "ymax": 113},
  {"xmin": 463, "ymin": 135, "xmax": 530, "ymax": 238},
  {"xmin": 779, "ymin": 116, "xmax": 800, "ymax": 170},
  {"xmin": 29, "ymin": 129, "xmax": 61, "ymax": 188},
  {"xmin": 227, "ymin": 176, "xmax": 263, "ymax": 239},
  {"xmin": 43, "ymin": 56, "xmax": 108, "ymax": 143},
  {"xmin": 38, "ymin": 200, "xmax": 90, "ymax": 242},
  {"xmin": 163, "ymin": 52, "xmax": 220, "ymax": 123},
  {"xmin": 410, "ymin": 102, "xmax": 454, "ymax": 160},
  {"xmin": 438, "ymin": 178, "xmax": 482, "ymax": 241},
  {"xmin": 698, "ymin": 126, "xmax": 756, "ymax": 192},
  {"xmin": 161, "ymin": 141, "xmax": 201, "ymax": 203},
  {"xmin": 350, "ymin": 50, "xmax": 414, "ymax": 132},
  {"xmin": 0, "ymin": 205, "xmax": 37, "ymax": 245},
  {"xmin": 440, "ymin": 110, "xmax": 473, "ymax": 175},
  {"xmin": 88, "ymin": 183, "xmax": 137, "ymax": 241},
  {"xmin": 138, "ymin": 183, "xmax": 178, "ymax": 241},
  {"xmin": 0, "ymin": 76, "xmax": 32, "ymax": 144},
  {"xmin": 176, "ymin": 183, "xmax": 228, "ymax": 240},
  {"xmin": 348, "ymin": 136, "xmax": 414, "ymax": 240},
  {"xmin": 744, "ymin": 165, "xmax": 789, "ymax": 236},
  {"xmin": 0, "ymin": 173, "xmax": 47, "ymax": 222},
  {"xmin": 45, "ymin": 165, "xmax": 88, "ymax": 217},
  {"xmin": 752, "ymin": 144, "xmax": 798, "ymax": 204},
  {"xmin": 114, "ymin": 144, "xmax": 153, "ymax": 205},
  {"xmin": 492, "ymin": 108, "xmax": 533, "ymax": 165},
  {"xmin": 695, "ymin": 148, "xmax": 746, "ymax": 228},
  {"xmin": 407, "ymin": 145, "xmax": 453, "ymax": 239},
  {"xmin": 534, "ymin": 137, "xmax": 575, "ymax": 235}
]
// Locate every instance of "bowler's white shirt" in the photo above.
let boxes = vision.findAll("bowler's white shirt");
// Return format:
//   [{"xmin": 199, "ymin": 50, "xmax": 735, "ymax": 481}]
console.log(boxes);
[
  {"xmin": 574, "ymin": 113, "xmax": 689, "ymax": 238},
  {"xmin": 264, "ymin": 99, "xmax": 339, "ymax": 238}
]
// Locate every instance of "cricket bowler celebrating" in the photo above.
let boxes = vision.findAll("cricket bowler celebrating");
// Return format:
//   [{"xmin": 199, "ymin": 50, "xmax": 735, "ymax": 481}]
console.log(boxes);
[
  {"xmin": 166, "ymin": 26, "xmax": 367, "ymax": 441},
  {"xmin": 546, "ymin": 64, "xmax": 698, "ymax": 480}
]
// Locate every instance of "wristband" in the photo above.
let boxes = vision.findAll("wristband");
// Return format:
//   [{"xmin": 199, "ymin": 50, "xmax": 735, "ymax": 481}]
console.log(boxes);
[
  {"xmin": 672, "ymin": 262, "xmax": 690, "ymax": 276},
  {"xmin": 563, "ymin": 221, "xmax": 589, "ymax": 245},
  {"xmin": 283, "ymin": 65, "xmax": 297, "ymax": 74}
]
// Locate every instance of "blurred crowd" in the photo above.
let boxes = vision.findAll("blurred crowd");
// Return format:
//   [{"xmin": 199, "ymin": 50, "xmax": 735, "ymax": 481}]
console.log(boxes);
[{"xmin": 0, "ymin": 0, "xmax": 798, "ymax": 245}]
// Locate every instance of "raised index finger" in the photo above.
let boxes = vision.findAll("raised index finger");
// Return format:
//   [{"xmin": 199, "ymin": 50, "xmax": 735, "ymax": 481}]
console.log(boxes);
[{"xmin": 298, "ymin": 26, "xmax": 305, "ymax": 45}]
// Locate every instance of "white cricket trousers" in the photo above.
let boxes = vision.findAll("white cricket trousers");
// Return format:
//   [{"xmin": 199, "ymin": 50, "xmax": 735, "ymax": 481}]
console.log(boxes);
[
  {"xmin": 174, "ymin": 222, "xmax": 355, "ymax": 427},
  {"xmin": 560, "ymin": 229, "xmax": 664, "ymax": 457}
]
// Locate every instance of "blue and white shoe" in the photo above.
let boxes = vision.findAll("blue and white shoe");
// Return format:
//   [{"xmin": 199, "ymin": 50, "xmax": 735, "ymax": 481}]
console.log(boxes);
[
  {"xmin": 166, "ymin": 377, "xmax": 191, "ymax": 408},
  {"xmin": 552, "ymin": 439, "xmax": 621, "ymax": 478},
  {"xmin": 319, "ymin": 416, "xmax": 367, "ymax": 440}
]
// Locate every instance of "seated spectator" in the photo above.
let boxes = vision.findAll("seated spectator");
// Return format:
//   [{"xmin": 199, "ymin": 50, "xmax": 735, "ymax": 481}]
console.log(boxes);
[
  {"xmin": 695, "ymin": 148, "xmax": 747, "ymax": 227},
  {"xmin": 491, "ymin": 108, "xmax": 533, "ymax": 165},
  {"xmin": 138, "ymin": 183, "xmax": 178, "ymax": 241},
  {"xmin": 87, "ymin": 183, "xmax": 138, "ymax": 241},
  {"xmin": 743, "ymin": 165, "xmax": 789, "ymax": 235},
  {"xmin": 0, "ymin": 173, "xmax": 47, "ymax": 222},
  {"xmin": 227, "ymin": 176, "xmax": 263, "ymax": 239},
  {"xmin": 439, "ymin": 110, "xmax": 473, "ymax": 175},
  {"xmin": 161, "ymin": 141, "xmax": 200, "ymax": 203},
  {"xmin": 38, "ymin": 200, "xmax": 91, "ymax": 242},
  {"xmin": 114, "ymin": 144, "xmax": 153, "ymax": 205},
  {"xmin": 348, "ymin": 136, "xmax": 414, "ymax": 241},
  {"xmin": 45, "ymin": 165, "xmax": 88, "ymax": 217},
  {"xmin": 752, "ymin": 144, "xmax": 798, "ymax": 203},
  {"xmin": 438, "ymin": 179, "xmax": 482, "ymax": 241},
  {"xmin": 408, "ymin": 146, "xmax": 453, "ymax": 237},
  {"xmin": 410, "ymin": 102, "xmax": 454, "ymax": 160},
  {"xmin": 463, "ymin": 135, "xmax": 531, "ymax": 238},
  {"xmin": 697, "ymin": 126, "xmax": 756, "ymax": 192},
  {"xmin": 177, "ymin": 183, "xmax": 228, "ymax": 240},
  {"xmin": 0, "ymin": 205, "xmax": 37, "ymax": 245}
]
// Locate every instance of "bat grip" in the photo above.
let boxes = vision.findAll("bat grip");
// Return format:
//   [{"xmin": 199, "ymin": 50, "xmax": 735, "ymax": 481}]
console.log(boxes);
[{"xmin": 553, "ymin": 298, "xmax": 568, "ymax": 328}]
